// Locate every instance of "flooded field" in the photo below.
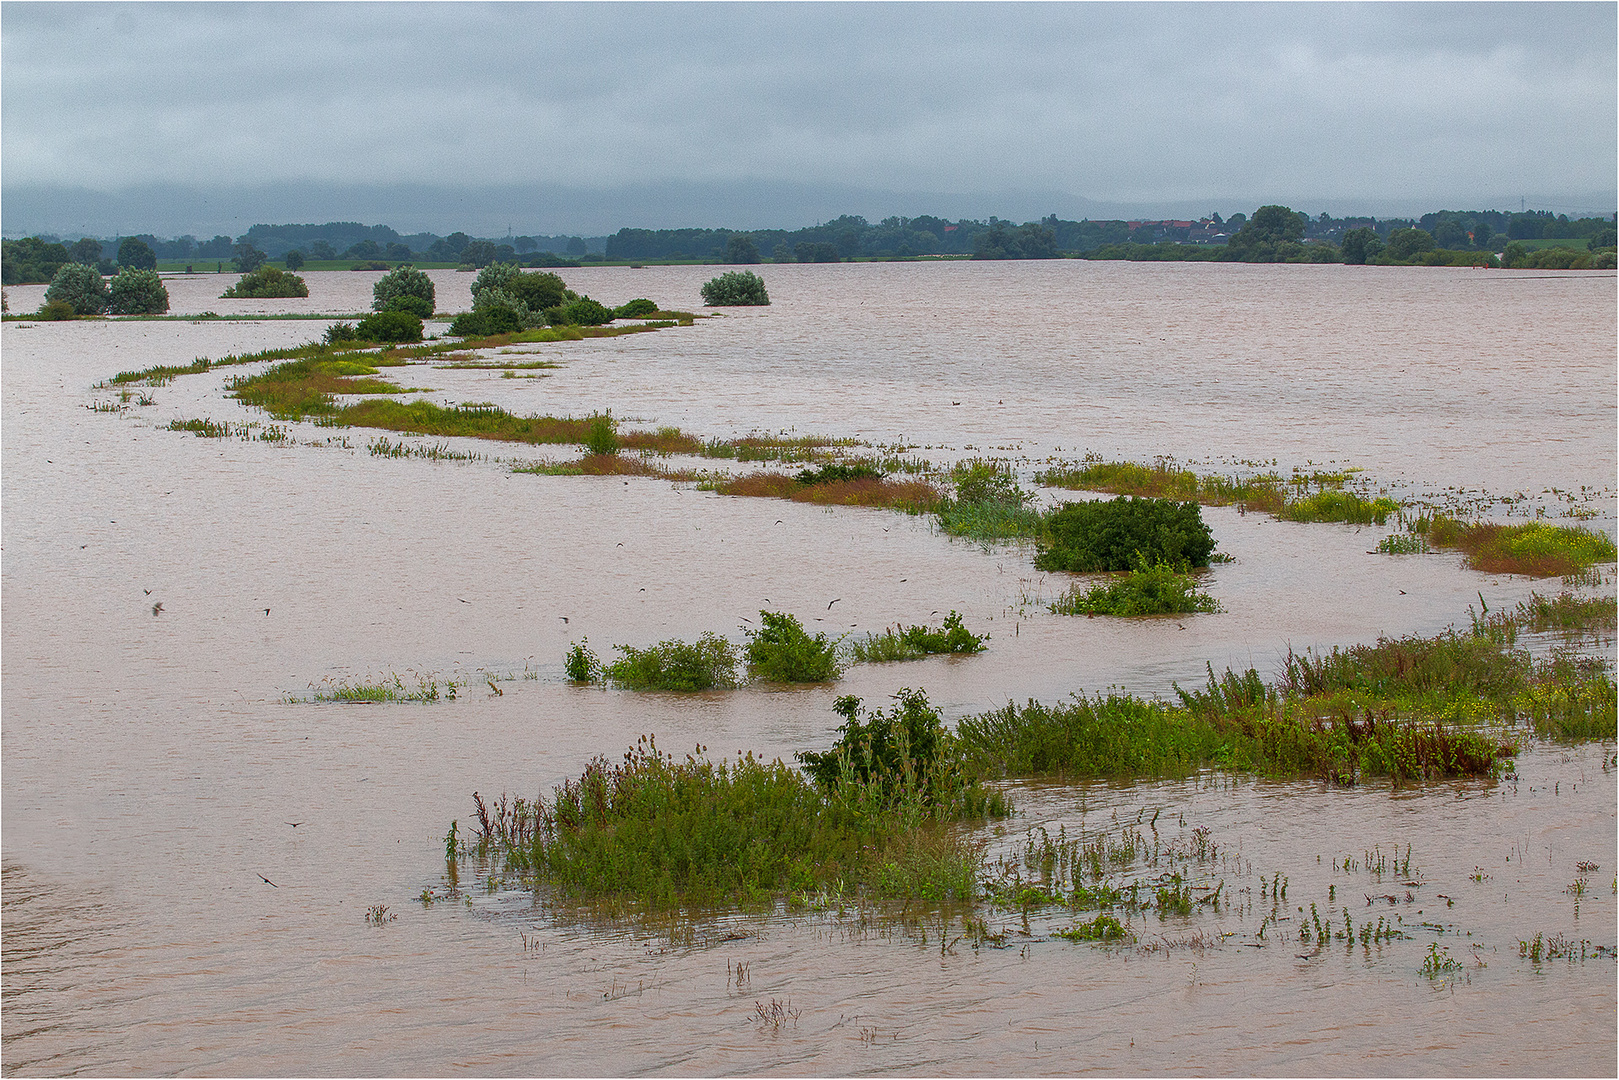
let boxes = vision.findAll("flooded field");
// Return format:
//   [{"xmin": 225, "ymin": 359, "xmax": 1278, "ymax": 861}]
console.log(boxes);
[{"xmin": 3, "ymin": 262, "xmax": 1615, "ymax": 1075}]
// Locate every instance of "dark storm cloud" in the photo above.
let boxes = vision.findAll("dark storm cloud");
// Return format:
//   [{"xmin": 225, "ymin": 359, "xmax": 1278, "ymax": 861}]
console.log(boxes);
[{"xmin": 2, "ymin": 2, "xmax": 1614, "ymax": 223}]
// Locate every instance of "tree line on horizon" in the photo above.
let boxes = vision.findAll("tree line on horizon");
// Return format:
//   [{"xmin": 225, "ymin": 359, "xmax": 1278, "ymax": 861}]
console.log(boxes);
[{"xmin": 4, "ymin": 205, "xmax": 1615, "ymax": 285}]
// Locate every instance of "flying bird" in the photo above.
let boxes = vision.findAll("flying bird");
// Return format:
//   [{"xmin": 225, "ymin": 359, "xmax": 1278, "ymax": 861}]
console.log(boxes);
[
  {"xmin": 152, "ymin": 602, "xmax": 164, "ymax": 616},
  {"xmin": 258, "ymin": 873, "xmax": 279, "ymax": 888},
  {"xmin": 828, "ymin": 599, "xmax": 841, "ymax": 610}
]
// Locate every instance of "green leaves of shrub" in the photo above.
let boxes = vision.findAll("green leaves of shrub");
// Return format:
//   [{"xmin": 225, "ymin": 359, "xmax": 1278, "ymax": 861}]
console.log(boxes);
[
  {"xmin": 45, "ymin": 262, "xmax": 109, "ymax": 315},
  {"xmin": 221, "ymin": 266, "xmax": 309, "ymax": 298},
  {"xmin": 602, "ymin": 633, "xmax": 740, "ymax": 691},
  {"xmin": 848, "ymin": 612, "xmax": 986, "ymax": 662},
  {"xmin": 108, "ymin": 267, "xmax": 169, "ymax": 314},
  {"xmin": 580, "ymin": 413, "xmax": 619, "ymax": 456},
  {"xmin": 700, "ymin": 270, "xmax": 769, "ymax": 306},
  {"xmin": 613, "ymin": 298, "xmax": 659, "ymax": 318},
  {"xmin": 1035, "ymin": 496, "xmax": 1215, "ymax": 572},
  {"xmin": 352, "ymin": 310, "xmax": 423, "ymax": 343},
  {"xmin": 1050, "ymin": 560, "xmax": 1221, "ymax": 617},
  {"xmin": 745, "ymin": 611, "xmax": 841, "ymax": 682},
  {"xmin": 372, "ymin": 265, "xmax": 435, "ymax": 314}
]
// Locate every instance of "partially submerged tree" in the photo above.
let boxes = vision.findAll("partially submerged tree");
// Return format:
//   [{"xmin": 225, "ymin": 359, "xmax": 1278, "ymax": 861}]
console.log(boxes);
[
  {"xmin": 372, "ymin": 264, "xmax": 435, "ymax": 314},
  {"xmin": 701, "ymin": 270, "xmax": 769, "ymax": 306},
  {"xmin": 45, "ymin": 262, "xmax": 110, "ymax": 315},
  {"xmin": 108, "ymin": 267, "xmax": 169, "ymax": 314}
]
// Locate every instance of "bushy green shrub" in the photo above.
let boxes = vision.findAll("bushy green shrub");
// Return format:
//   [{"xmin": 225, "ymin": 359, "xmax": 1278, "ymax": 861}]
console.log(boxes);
[
  {"xmin": 564, "ymin": 639, "xmax": 600, "ymax": 682},
  {"xmin": 613, "ymin": 297, "xmax": 659, "ymax": 318},
  {"xmin": 450, "ymin": 293, "xmax": 524, "ymax": 335},
  {"xmin": 222, "ymin": 266, "xmax": 309, "ymax": 298},
  {"xmin": 797, "ymin": 690, "xmax": 1004, "ymax": 818},
  {"xmin": 107, "ymin": 267, "xmax": 169, "ymax": 314},
  {"xmin": 44, "ymin": 262, "xmax": 109, "ymax": 315},
  {"xmin": 745, "ymin": 610, "xmax": 842, "ymax": 682},
  {"xmin": 381, "ymin": 293, "xmax": 433, "ymax": 318},
  {"xmin": 553, "ymin": 297, "xmax": 612, "ymax": 326},
  {"xmin": 603, "ymin": 633, "xmax": 740, "ymax": 691},
  {"xmin": 796, "ymin": 462, "xmax": 884, "ymax": 485},
  {"xmin": 352, "ymin": 310, "xmax": 423, "ymax": 343},
  {"xmin": 469, "ymin": 261, "xmax": 521, "ymax": 304},
  {"xmin": 372, "ymin": 265, "xmax": 435, "ymax": 314},
  {"xmin": 847, "ymin": 611, "xmax": 986, "ymax": 662},
  {"xmin": 1050, "ymin": 559, "xmax": 1221, "ymax": 616},
  {"xmin": 324, "ymin": 322, "xmax": 356, "ymax": 344},
  {"xmin": 37, "ymin": 299, "xmax": 77, "ymax": 320},
  {"xmin": 701, "ymin": 270, "xmax": 769, "ymax": 306},
  {"xmin": 1035, "ymin": 496, "xmax": 1215, "ymax": 572},
  {"xmin": 508, "ymin": 271, "xmax": 567, "ymax": 312}
]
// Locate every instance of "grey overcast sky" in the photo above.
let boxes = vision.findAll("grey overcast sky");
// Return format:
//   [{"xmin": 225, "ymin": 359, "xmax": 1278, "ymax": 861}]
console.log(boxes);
[{"xmin": 2, "ymin": 1, "xmax": 1615, "ymax": 236}]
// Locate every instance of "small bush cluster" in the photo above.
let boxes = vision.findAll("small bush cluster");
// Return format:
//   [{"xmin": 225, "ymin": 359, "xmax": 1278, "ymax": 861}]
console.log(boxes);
[
  {"xmin": 350, "ymin": 310, "xmax": 423, "ymax": 344},
  {"xmin": 108, "ymin": 268, "xmax": 169, "ymax": 314},
  {"xmin": 1035, "ymin": 496, "xmax": 1215, "ymax": 572},
  {"xmin": 746, "ymin": 611, "xmax": 842, "ymax": 682},
  {"xmin": 1050, "ymin": 559, "xmax": 1221, "ymax": 616},
  {"xmin": 45, "ymin": 262, "xmax": 109, "ymax": 315},
  {"xmin": 613, "ymin": 298, "xmax": 659, "ymax": 318},
  {"xmin": 594, "ymin": 634, "xmax": 742, "ymax": 691},
  {"xmin": 847, "ymin": 612, "xmax": 986, "ymax": 662},
  {"xmin": 580, "ymin": 413, "xmax": 618, "ymax": 456},
  {"xmin": 701, "ymin": 270, "xmax": 770, "ymax": 306},
  {"xmin": 221, "ymin": 266, "xmax": 309, "ymax": 298},
  {"xmin": 935, "ymin": 460, "xmax": 1043, "ymax": 542},
  {"xmin": 372, "ymin": 265, "xmax": 435, "ymax": 315}
]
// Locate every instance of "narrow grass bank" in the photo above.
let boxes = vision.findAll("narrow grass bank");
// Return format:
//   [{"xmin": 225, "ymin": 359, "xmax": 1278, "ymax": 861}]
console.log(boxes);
[
  {"xmin": 707, "ymin": 470, "xmax": 941, "ymax": 512},
  {"xmin": 959, "ymin": 624, "xmax": 1613, "ymax": 784}
]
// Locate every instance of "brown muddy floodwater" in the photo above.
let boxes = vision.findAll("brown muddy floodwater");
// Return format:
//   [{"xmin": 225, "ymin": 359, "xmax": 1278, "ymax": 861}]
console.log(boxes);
[{"xmin": 2, "ymin": 263, "xmax": 1616, "ymax": 1076}]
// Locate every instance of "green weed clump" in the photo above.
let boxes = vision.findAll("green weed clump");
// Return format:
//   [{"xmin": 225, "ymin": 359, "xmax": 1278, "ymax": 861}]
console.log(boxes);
[
  {"xmin": 1035, "ymin": 496, "xmax": 1215, "ymax": 572},
  {"xmin": 228, "ymin": 357, "xmax": 410, "ymax": 417},
  {"xmin": 564, "ymin": 640, "xmax": 600, "ymax": 683},
  {"xmin": 847, "ymin": 611, "xmax": 986, "ymax": 662},
  {"xmin": 1511, "ymin": 591, "xmax": 1617, "ymax": 635},
  {"xmin": 580, "ymin": 412, "xmax": 619, "ymax": 456},
  {"xmin": 221, "ymin": 266, "xmax": 309, "ymax": 299},
  {"xmin": 602, "ymin": 633, "xmax": 741, "ymax": 691},
  {"xmin": 745, "ymin": 611, "xmax": 842, "ymax": 683},
  {"xmin": 934, "ymin": 459, "xmax": 1043, "ymax": 543},
  {"xmin": 1049, "ymin": 559, "xmax": 1220, "ymax": 616},
  {"xmin": 1420, "ymin": 517, "xmax": 1617, "ymax": 577},
  {"xmin": 1037, "ymin": 457, "xmax": 1403, "ymax": 524},
  {"xmin": 958, "ymin": 694, "xmax": 1225, "ymax": 779},
  {"xmin": 468, "ymin": 723, "xmax": 991, "ymax": 908},
  {"xmin": 797, "ymin": 690, "xmax": 1008, "ymax": 820},
  {"xmin": 1278, "ymin": 489, "xmax": 1399, "ymax": 525}
]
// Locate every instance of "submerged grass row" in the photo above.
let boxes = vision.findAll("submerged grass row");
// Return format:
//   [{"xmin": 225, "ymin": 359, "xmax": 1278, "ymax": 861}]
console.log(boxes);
[
  {"xmin": 457, "ymin": 620, "xmax": 1613, "ymax": 911},
  {"xmin": 124, "ymin": 340, "xmax": 1614, "ymax": 582}
]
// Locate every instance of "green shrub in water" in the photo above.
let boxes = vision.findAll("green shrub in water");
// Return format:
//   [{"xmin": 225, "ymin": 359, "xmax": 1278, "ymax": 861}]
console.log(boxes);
[
  {"xmin": 745, "ymin": 610, "xmax": 842, "ymax": 682},
  {"xmin": 44, "ymin": 262, "xmax": 109, "ymax": 315},
  {"xmin": 1050, "ymin": 559, "xmax": 1221, "ymax": 616},
  {"xmin": 603, "ymin": 633, "xmax": 740, "ymax": 691},
  {"xmin": 701, "ymin": 270, "xmax": 769, "ymax": 306},
  {"xmin": 848, "ymin": 611, "xmax": 986, "ymax": 662},
  {"xmin": 1035, "ymin": 496, "xmax": 1215, "ymax": 572},
  {"xmin": 108, "ymin": 267, "xmax": 170, "ymax": 314},
  {"xmin": 564, "ymin": 639, "xmax": 600, "ymax": 683},
  {"xmin": 352, "ymin": 310, "xmax": 423, "ymax": 343},
  {"xmin": 614, "ymin": 297, "xmax": 659, "ymax": 318},
  {"xmin": 581, "ymin": 413, "xmax": 619, "ymax": 456},
  {"xmin": 372, "ymin": 265, "xmax": 435, "ymax": 314}
]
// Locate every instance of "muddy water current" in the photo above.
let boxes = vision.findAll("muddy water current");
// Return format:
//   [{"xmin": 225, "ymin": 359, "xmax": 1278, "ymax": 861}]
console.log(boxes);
[{"xmin": 2, "ymin": 263, "xmax": 1615, "ymax": 1075}]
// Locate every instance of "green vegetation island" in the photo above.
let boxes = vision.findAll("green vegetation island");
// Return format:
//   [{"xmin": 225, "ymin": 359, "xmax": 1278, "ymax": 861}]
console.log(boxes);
[{"xmin": 5, "ymin": 204, "xmax": 1614, "ymax": 284}]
